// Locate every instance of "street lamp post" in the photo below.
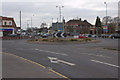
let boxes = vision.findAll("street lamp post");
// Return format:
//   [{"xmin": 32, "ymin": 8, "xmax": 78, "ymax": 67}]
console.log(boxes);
[
  {"xmin": 104, "ymin": 2, "xmax": 107, "ymax": 26},
  {"xmin": 56, "ymin": 6, "xmax": 64, "ymax": 22},
  {"xmin": 20, "ymin": 11, "xmax": 22, "ymax": 29},
  {"xmin": 27, "ymin": 20, "xmax": 30, "ymax": 28},
  {"xmin": 56, "ymin": 6, "xmax": 64, "ymax": 33},
  {"xmin": 19, "ymin": 11, "xmax": 22, "ymax": 38},
  {"xmin": 31, "ymin": 14, "xmax": 34, "ymax": 33},
  {"xmin": 104, "ymin": 2, "xmax": 108, "ymax": 35}
]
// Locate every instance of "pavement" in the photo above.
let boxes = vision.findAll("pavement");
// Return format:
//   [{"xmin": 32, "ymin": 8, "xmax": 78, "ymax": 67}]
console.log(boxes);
[
  {"xmin": 2, "ymin": 52, "xmax": 68, "ymax": 79},
  {"xmin": 0, "ymin": 40, "xmax": 2, "ymax": 79},
  {"xmin": 2, "ymin": 38, "xmax": 119, "ymax": 79},
  {"xmin": 0, "ymin": 53, "xmax": 2, "ymax": 79}
]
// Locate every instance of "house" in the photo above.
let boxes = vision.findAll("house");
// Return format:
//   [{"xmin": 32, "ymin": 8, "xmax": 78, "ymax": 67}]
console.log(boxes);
[
  {"xmin": 0, "ymin": 16, "xmax": 18, "ymax": 37},
  {"xmin": 64, "ymin": 18, "xmax": 95, "ymax": 35}
]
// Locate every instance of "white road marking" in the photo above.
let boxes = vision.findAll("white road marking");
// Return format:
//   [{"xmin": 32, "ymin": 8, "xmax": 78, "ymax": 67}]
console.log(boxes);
[
  {"xmin": 58, "ymin": 60, "xmax": 75, "ymax": 66},
  {"xmin": 81, "ymin": 53, "xmax": 112, "ymax": 59},
  {"xmin": 48, "ymin": 57, "xmax": 75, "ymax": 66},
  {"xmin": 48, "ymin": 57, "xmax": 58, "ymax": 63},
  {"xmin": 35, "ymin": 49, "xmax": 68, "ymax": 56},
  {"xmin": 91, "ymin": 60, "xmax": 120, "ymax": 68}
]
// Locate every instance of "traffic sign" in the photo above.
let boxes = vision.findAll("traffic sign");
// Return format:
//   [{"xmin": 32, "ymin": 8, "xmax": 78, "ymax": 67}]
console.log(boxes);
[
  {"xmin": 103, "ymin": 26, "xmax": 108, "ymax": 32},
  {"xmin": 103, "ymin": 26, "xmax": 108, "ymax": 29},
  {"xmin": 53, "ymin": 32, "xmax": 67, "ymax": 38}
]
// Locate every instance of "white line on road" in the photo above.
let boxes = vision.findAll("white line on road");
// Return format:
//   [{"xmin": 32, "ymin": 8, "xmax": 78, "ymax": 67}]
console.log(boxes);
[
  {"xmin": 35, "ymin": 49, "xmax": 68, "ymax": 56},
  {"xmin": 48, "ymin": 57, "xmax": 75, "ymax": 66},
  {"xmin": 91, "ymin": 60, "xmax": 119, "ymax": 68},
  {"xmin": 81, "ymin": 53, "xmax": 112, "ymax": 59},
  {"xmin": 58, "ymin": 60, "xmax": 75, "ymax": 66}
]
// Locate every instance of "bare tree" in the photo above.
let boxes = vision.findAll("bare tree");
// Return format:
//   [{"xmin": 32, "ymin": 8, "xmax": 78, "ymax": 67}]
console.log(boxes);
[{"xmin": 40, "ymin": 23, "xmax": 48, "ymax": 28}]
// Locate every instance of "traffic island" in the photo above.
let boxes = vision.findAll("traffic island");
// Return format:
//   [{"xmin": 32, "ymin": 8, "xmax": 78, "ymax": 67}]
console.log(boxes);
[{"xmin": 27, "ymin": 38, "xmax": 99, "ymax": 44}]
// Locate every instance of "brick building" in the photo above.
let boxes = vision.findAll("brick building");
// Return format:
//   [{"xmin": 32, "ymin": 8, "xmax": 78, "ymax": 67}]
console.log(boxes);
[
  {"xmin": 64, "ymin": 18, "xmax": 95, "ymax": 35},
  {"xmin": 0, "ymin": 16, "xmax": 17, "ymax": 37}
]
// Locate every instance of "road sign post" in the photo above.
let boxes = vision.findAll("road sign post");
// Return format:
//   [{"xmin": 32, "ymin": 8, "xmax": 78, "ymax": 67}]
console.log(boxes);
[
  {"xmin": 103, "ymin": 26, "xmax": 108, "ymax": 33},
  {"xmin": 103, "ymin": 26, "xmax": 108, "ymax": 38}
]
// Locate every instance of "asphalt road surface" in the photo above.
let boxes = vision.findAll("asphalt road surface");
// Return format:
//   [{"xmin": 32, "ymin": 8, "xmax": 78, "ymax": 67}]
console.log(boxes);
[{"xmin": 2, "ymin": 38, "xmax": 119, "ymax": 78}]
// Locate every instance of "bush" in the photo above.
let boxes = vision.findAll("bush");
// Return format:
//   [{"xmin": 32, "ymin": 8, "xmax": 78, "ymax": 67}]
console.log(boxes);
[
  {"xmin": 28, "ymin": 37, "xmax": 93, "ymax": 43},
  {"xmin": 84, "ymin": 38, "xmax": 92, "ymax": 41},
  {"xmin": 35, "ymin": 39, "xmax": 38, "ymax": 41},
  {"xmin": 69, "ymin": 39, "xmax": 78, "ymax": 41},
  {"xmin": 42, "ymin": 39, "xmax": 48, "ymax": 41}
]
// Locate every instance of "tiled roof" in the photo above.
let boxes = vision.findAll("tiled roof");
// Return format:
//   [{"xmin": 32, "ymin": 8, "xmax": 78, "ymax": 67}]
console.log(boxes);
[{"xmin": 66, "ymin": 19, "xmax": 92, "ymax": 27}]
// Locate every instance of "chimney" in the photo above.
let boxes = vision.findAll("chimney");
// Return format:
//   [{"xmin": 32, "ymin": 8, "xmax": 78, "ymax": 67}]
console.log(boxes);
[
  {"xmin": 84, "ymin": 20, "xmax": 87, "ymax": 22},
  {"xmin": 79, "ymin": 18, "xmax": 81, "ymax": 21}
]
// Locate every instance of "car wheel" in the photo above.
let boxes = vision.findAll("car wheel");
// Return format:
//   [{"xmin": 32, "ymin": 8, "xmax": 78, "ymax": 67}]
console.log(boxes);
[{"xmin": 112, "ymin": 37, "xmax": 115, "ymax": 39}]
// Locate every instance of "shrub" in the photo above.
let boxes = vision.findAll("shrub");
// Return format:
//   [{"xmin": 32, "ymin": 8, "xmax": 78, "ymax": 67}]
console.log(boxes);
[
  {"xmin": 42, "ymin": 39, "xmax": 48, "ymax": 41},
  {"xmin": 35, "ymin": 39, "xmax": 38, "ymax": 41},
  {"xmin": 84, "ymin": 38, "xmax": 92, "ymax": 41},
  {"xmin": 69, "ymin": 39, "xmax": 78, "ymax": 41}
]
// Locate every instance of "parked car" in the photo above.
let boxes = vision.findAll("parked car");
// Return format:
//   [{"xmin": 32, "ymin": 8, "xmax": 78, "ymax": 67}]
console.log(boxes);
[
  {"xmin": 109, "ymin": 34, "xmax": 120, "ymax": 39},
  {"xmin": 85, "ymin": 34, "xmax": 92, "ymax": 37},
  {"xmin": 42, "ymin": 33, "xmax": 49, "ymax": 38},
  {"xmin": 8, "ymin": 34, "xmax": 18, "ymax": 37},
  {"xmin": 79, "ymin": 35, "xmax": 88, "ymax": 39},
  {"xmin": 101, "ymin": 34, "xmax": 110, "ymax": 38},
  {"xmin": 92, "ymin": 35, "xmax": 97, "ymax": 38},
  {"xmin": 73, "ymin": 35, "xmax": 88, "ymax": 39}
]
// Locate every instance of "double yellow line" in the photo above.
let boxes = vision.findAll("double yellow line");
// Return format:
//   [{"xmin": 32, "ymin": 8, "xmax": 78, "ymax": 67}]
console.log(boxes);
[{"xmin": 3, "ymin": 53, "xmax": 71, "ymax": 80}]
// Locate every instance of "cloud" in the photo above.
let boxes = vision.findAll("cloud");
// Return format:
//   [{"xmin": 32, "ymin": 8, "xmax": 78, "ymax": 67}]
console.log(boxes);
[{"xmin": 1, "ymin": 0, "xmax": 119, "ymax": 29}]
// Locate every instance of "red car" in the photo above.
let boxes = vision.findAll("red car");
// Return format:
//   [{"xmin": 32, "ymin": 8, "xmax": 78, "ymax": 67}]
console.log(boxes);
[{"xmin": 78, "ymin": 35, "xmax": 88, "ymax": 38}]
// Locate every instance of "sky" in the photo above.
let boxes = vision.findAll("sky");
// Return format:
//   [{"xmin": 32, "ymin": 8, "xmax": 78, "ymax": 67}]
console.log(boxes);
[{"xmin": 1, "ymin": 0, "xmax": 119, "ymax": 29}]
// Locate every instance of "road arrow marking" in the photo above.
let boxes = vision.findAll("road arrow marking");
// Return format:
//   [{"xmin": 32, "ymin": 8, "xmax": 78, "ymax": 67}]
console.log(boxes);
[
  {"xmin": 48, "ymin": 57, "xmax": 58, "ymax": 63},
  {"xmin": 91, "ymin": 60, "xmax": 120, "ymax": 68},
  {"xmin": 58, "ymin": 60, "xmax": 75, "ymax": 66},
  {"xmin": 48, "ymin": 57, "xmax": 75, "ymax": 66}
]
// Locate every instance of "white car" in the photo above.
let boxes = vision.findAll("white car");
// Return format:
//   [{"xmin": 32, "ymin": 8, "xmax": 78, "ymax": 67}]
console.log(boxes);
[{"xmin": 92, "ymin": 35, "xmax": 97, "ymax": 38}]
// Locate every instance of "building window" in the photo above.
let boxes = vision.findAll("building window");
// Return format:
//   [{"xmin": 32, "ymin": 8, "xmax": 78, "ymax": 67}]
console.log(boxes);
[
  {"xmin": 9, "ymin": 22, "xmax": 12, "ymax": 25},
  {"xmin": 4, "ymin": 22, "xmax": 7, "ymax": 25}
]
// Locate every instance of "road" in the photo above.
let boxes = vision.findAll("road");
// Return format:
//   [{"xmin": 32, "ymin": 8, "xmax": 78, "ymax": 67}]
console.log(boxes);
[{"xmin": 2, "ymin": 38, "xmax": 119, "ymax": 79}]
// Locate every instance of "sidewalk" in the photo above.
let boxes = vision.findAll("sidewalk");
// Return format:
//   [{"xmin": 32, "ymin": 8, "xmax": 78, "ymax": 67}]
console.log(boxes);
[{"xmin": 2, "ymin": 53, "xmax": 66, "ymax": 79}]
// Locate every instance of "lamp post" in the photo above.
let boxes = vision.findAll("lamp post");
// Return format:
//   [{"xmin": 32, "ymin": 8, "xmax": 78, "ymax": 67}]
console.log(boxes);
[
  {"xmin": 104, "ymin": 2, "xmax": 107, "ymax": 26},
  {"xmin": 20, "ymin": 11, "xmax": 21, "ymax": 29},
  {"xmin": 56, "ymin": 6, "xmax": 64, "ymax": 22},
  {"xmin": 104, "ymin": 2, "xmax": 108, "ymax": 35},
  {"xmin": 19, "ymin": 11, "xmax": 22, "ymax": 38},
  {"xmin": 27, "ymin": 20, "xmax": 30, "ymax": 28},
  {"xmin": 31, "ymin": 14, "xmax": 34, "ymax": 33}
]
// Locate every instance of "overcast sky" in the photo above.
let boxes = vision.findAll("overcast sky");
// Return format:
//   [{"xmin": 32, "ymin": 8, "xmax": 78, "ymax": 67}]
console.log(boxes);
[{"xmin": 1, "ymin": 0, "xmax": 119, "ymax": 29}]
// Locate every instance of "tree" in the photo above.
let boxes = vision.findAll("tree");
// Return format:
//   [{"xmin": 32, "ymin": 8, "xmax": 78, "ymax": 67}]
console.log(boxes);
[
  {"xmin": 26, "ymin": 28, "xmax": 32, "ymax": 33},
  {"xmin": 102, "ymin": 16, "xmax": 112, "ymax": 25},
  {"xmin": 40, "ymin": 23, "xmax": 48, "ymax": 28},
  {"xmin": 102, "ymin": 16, "xmax": 119, "ymax": 34},
  {"xmin": 95, "ymin": 16, "xmax": 102, "ymax": 27},
  {"xmin": 95, "ymin": 16, "xmax": 102, "ymax": 35}
]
